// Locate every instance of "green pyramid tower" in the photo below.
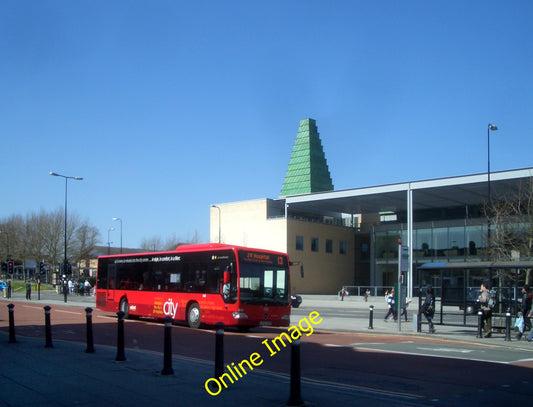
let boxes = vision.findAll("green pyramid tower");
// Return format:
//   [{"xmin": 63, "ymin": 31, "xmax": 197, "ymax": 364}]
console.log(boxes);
[{"xmin": 280, "ymin": 118, "xmax": 334, "ymax": 197}]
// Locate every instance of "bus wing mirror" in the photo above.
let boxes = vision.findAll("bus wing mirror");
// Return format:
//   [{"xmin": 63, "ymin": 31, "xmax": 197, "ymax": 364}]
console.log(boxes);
[{"xmin": 223, "ymin": 271, "xmax": 230, "ymax": 285}]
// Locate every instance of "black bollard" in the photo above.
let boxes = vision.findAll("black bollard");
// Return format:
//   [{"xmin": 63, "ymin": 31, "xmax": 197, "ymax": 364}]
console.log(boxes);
[
  {"xmin": 287, "ymin": 338, "xmax": 304, "ymax": 406},
  {"xmin": 116, "ymin": 310, "xmax": 126, "ymax": 361},
  {"xmin": 368, "ymin": 305, "xmax": 374, "ymax": 329},
  {"xmin": 476, "ymin": 310, "xmax": 483, "ymax": 338},
  {"xmin": 161, "ymin": 317, "xmax": 174, "ymax": 375},
  {"xmin": 214, "ymin": 322, "xmax": 224, "ymax": 379},
  {"xmin": 8, "ymin": 303, "xmax": 16, "ymax": 343},
  {"xmin": 85, "ymin": 307, "xmax": 95, "ymax": 353},
  {"xmin": 504, "ymin": 311, "xmax": 511, "ymax": 342},
  {"xmin": 44, "ymin": 306, "xmax": 53, "ymax": 348}
]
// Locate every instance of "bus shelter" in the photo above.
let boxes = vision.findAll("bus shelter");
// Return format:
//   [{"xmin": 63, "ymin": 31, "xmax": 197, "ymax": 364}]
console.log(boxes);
[{"xmin": 416, "ymin": 261, "xmax": 533, "ymax": 329}]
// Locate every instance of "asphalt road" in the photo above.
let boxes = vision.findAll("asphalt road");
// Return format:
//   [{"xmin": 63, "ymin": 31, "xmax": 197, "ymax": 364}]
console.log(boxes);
[{"xmin": 1, "ymin": 292, "xmax": 533, "ymax": 405}]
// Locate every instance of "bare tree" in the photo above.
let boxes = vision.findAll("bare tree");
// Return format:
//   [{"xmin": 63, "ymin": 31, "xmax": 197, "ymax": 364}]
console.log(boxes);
[
  {"xmin": 140, "ymin": 236, "xmax": 164, "ymax": 252},
  {"xmin": 1, "ymin": 208, "xmax": 101, "ymax": 280},
  {"xmin": 486, "ymin": 177, "xmax": 533, "ymax": 284},
  {"xmin": 71, "ymin": 222, "xmax": 100, "ymax": 263},
  {"xmin": 42, "ymin": 208, "xmax": 64, "ymax": 268}
]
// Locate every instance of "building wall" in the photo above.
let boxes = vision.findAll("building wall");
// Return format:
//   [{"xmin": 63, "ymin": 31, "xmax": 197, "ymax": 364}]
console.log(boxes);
[
  {"xmin": 287, "ymin": 219, "xmax": 355, "ymax": 294},
  {"xmin": 210, "ymin": 199, "xmax": 287, "ymax": 253},
  {"xmin": 210, "ymin": 199, "xmax": 357, "ymax": 295}
]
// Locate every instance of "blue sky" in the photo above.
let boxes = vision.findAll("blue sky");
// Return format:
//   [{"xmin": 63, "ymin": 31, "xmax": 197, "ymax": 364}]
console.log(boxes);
[{"xmin": 2, "ymin": 1, "xmax": 532, "ymax": 248}]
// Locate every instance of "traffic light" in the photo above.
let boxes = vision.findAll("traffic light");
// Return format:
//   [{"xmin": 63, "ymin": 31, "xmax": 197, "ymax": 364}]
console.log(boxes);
[
  {"xmin": 66, "ymin": 263, "xmax": 72, "ymax": 275},
  {"xmin": 39, "ymin": 261, "xmax": 46, "ymax": 275},
  {"xmin": 7, "ymin": 260, "xmax": 14, "ymax": 274}
]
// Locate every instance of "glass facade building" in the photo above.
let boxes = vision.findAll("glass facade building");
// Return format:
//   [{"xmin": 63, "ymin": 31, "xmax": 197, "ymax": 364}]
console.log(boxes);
[{"xmin": 373, "ymin": 218, "xmax": 489, "ymax": 287}]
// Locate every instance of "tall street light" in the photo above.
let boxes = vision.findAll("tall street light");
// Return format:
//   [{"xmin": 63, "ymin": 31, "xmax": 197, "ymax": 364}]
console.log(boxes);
[
  {"xmin": 487, "ymin": 124, "xmax": 498, "ymax": 254},
  {"xmin": 107, "ymin": 227, "xmax": 115, "ymax": 255},
  {"xmin": 50, "ymin": 172, "xmax": 83, "ymax": 303},
  {"xmin": 112, "ymin": 217, "xmax": 123, "ymax": 253}
]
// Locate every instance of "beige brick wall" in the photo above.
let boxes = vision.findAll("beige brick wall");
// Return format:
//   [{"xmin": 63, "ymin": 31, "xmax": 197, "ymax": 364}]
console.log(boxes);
[{"xmin": 210, "ymin": 199, "xmax": 355, "ymax": 294}]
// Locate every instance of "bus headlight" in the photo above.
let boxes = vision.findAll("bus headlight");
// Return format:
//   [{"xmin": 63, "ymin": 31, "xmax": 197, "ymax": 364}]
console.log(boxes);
[
  {"xmin": 281, "ymin": 314, "xmax": 290, "ymax": 321},
  {"xmin": 232, "ymin": 311, "xmax": 249, "ymax": 320}
]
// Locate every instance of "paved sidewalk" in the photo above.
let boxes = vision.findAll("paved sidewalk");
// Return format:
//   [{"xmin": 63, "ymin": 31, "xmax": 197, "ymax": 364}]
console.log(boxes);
[
  {"xmin": 299, "ymin": 294, "xmax": 533, "ymax": 348},
  {"xmin": 0, "ymin": 333, "xmax": 423, "ymax": 407}
]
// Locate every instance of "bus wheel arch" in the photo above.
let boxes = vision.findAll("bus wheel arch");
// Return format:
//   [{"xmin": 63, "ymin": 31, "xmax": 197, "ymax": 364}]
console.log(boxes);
[
  {"xmin": 186, "ymin": 302, "xmax": 201, "ymax": 329},
  {"xmin": 119, "ymin": 297, "xmax": 130, "ymax": 318}
]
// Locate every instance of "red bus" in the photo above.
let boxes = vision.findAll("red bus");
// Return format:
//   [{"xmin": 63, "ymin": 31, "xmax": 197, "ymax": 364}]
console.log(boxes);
[{"xmin": 96, "ymin": 243, "xmax": 291, "ymax": 329}]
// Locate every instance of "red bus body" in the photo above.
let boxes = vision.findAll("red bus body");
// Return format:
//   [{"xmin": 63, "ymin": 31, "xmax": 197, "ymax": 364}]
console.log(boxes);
[{"xmin": 95, "ymin": 243, "xmax": 291, "ymax": 328}]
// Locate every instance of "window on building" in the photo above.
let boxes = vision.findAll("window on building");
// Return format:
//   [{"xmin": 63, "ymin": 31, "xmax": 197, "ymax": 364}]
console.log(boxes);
[
  {"xmin": 311, "ymin": 237, "xmax": 319, "ymax": 252},
  {"xmin": 296, "ymin": 236, "xmax": 304, "ymax": 251},
  {"xmin": 339, "ymin": 240, "xmax": 347, "ymax": 255},
  {"xmin": 326, "ymin": 239, "xmax": 333, "ymax": 253}
]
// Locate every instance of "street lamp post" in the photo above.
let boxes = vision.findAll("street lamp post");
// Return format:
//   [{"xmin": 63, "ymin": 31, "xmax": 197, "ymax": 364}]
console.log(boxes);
[
  {"xmin": 112, "ymin": 217, "xmax": 123, "ymax": 254},
  {"xmin": 50, "ymin": 172, "xmax": 83, "ymax": 303},
  {"xmin": 211, "ymin": 205, "xmax": 221, "ymax": 243},
  {"xmin": 108, "ymin": 228, "xmax": 115, "ymax": 255},
  {"xmin": 487, "ymin": 124, "xmax": 498, "ymax": 255},
  {"xmin": 487, "ymin": 124, "xmax": 498, "ymax": 205}
]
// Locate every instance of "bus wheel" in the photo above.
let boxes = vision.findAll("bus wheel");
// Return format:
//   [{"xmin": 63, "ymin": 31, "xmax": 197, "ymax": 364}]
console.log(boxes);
[
  {"xmin": 187, "ymin": 303, "xmax": 201, "ymax": 329},
  {"xmin": 119, "ymin": 298, "xmax": 130, "ymax": 318}
]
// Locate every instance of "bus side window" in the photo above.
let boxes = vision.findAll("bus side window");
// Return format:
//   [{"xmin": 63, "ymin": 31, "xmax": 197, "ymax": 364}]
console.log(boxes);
[
  {"xmin": 207, "ymin": 265, "xmax": 221, "ymax": 294},
  {"xmin": 108, "ymin": 264, "xmax": 117, "ymax": 290}
]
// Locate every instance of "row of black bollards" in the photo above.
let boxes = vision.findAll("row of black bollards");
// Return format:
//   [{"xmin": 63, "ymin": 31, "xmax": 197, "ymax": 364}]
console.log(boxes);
[
  {"xmin": 7, "ymin": 304, "xmax": 305, "ymax": 403},
  {"xmin": 6, "ymin": 304, "xmax": 174, "ymax": 375}
]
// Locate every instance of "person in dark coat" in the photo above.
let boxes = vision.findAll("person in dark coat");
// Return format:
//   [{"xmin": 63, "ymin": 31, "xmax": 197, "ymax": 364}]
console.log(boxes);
[
  {"xmin": 422, "ymin": 286, "xmax": 436, "ymax": 334},
  {"xmin": 25, "ymin": 279, "xmax": 32, "ymax": 300}
]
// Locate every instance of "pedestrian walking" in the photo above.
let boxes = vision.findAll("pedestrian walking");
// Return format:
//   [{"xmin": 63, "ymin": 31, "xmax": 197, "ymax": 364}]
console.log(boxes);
[
  {"xmin": 25, "ymin": 279, "xmax": 32, "ymax": 300},
  {"xmin": 400, "ymin": 298, "xmax": 411, "ymax": 322},
  {"xmin": 84, "ymin": 280, "xmax": 92, "ymax": 296},
  {"xmin": 478, "ymin": 282, "xmax": 493, "ymax": 338},
  {"xmin": 384, "ymin": 288, "xmax": 396, "ymax": 321},
  {"xmin": 421, "ymin": 287, "xmax": 435, "ymax": 333},
  {"xmin": 516, "ymin": 284, "xmax": 532, "ymax": 340}
]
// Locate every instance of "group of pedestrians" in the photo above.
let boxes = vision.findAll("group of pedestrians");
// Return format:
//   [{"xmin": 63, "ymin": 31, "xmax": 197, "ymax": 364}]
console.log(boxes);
[
  {"xmin": 350, "ymin": 283, "xmax": 533, "ymax": 340},
  {"xmin": 383, "ymin": 288, "xmax": 412, "ymax": 324},
  {"xmin": 420, "ymin": 282, "xmax": 533, "ymax": 340},
  {"xmin": 67, "ymin": 279, "xmax": 93, "ymax": 296}
]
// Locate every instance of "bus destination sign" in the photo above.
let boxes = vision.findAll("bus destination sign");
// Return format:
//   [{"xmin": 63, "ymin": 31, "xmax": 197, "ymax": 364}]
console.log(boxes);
[{"xmin": 240, "ymin": 251, "xmax": 287, "ymax": 267}]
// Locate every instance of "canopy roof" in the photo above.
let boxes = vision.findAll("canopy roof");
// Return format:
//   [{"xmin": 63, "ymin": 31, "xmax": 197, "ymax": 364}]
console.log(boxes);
[{"xmin": 285, "ymin": 167, "xmax": 533, "ymax": 215}]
